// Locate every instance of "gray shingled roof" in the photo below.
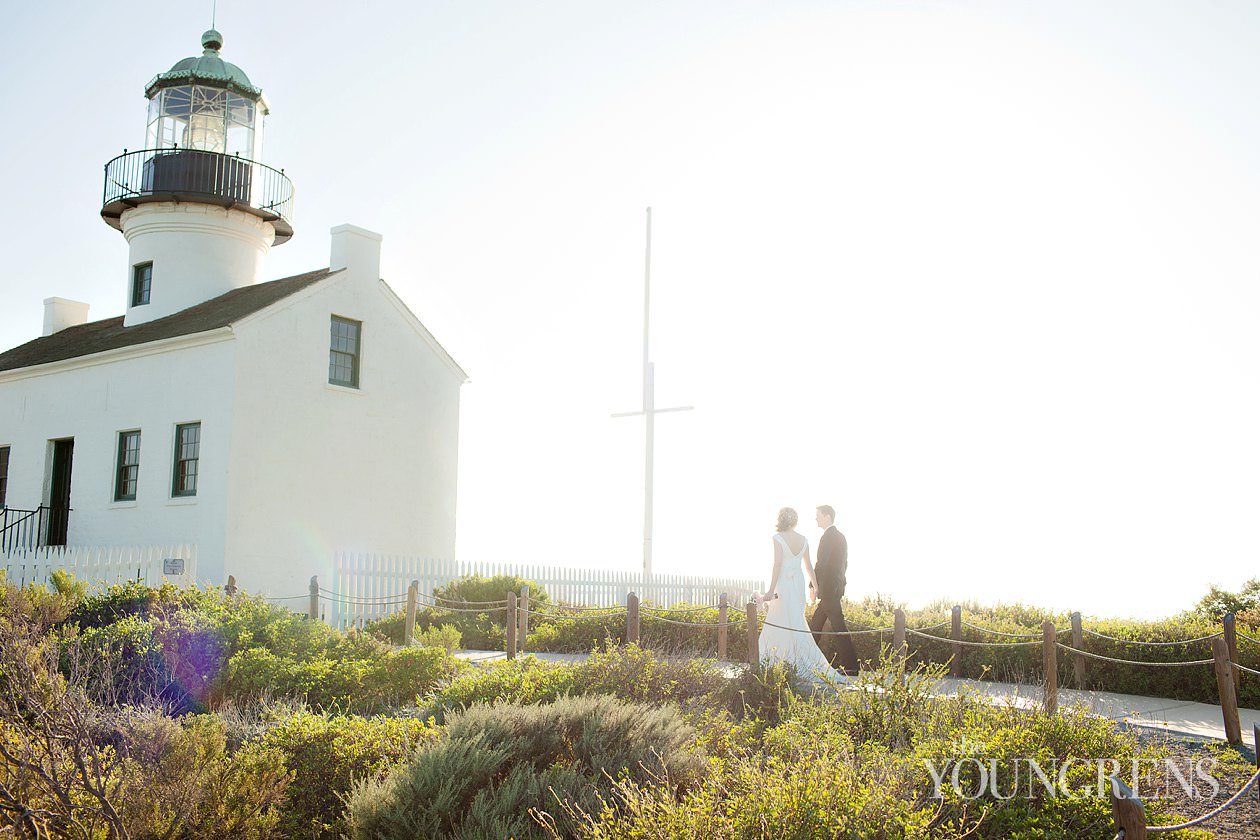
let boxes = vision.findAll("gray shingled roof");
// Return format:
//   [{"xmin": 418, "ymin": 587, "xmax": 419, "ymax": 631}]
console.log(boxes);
[{"xmin": 0, "ymin": 268, "xmax": 340, "ymax": 374}]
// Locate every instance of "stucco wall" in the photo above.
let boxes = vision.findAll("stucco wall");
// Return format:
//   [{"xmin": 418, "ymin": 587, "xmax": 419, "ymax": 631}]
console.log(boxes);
[
  {"xmin": 0, "ymin": 337, "xmax": 237, "ymax": 579},
  {"xmin": 223, "ymin": 266, "xmax": 463, "ymax": 597},
  {"xmin": 121, "ymin": 203, "xmax": 275, "ymax": 327},
  {"xmin": 0, "ymin": 230, "xmax": 462, "ymax": 598}
]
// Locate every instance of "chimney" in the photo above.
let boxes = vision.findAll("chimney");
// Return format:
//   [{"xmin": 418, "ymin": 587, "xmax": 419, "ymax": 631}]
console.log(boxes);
[
  {"xmin": 43, "ymin": 298, "xmax": 90, "ymax": 337},
  {"xmin": 330, "ymin": 224, "xmax": 382, "ymax": 283}
]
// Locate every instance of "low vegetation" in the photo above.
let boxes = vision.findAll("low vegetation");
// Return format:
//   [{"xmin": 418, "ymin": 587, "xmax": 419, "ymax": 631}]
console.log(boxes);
[{"xmin": 0, "ymin": 571, "xmax": 1252, "ymax": 839}]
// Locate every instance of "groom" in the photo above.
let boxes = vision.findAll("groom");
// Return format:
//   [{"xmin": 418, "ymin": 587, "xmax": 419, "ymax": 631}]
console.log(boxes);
[{"xmin": 809, "ymin": 505, "xmax": 860, "ymax": 675}]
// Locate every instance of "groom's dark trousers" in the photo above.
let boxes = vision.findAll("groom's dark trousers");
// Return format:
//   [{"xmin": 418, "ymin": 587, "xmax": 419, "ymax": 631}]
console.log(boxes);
[{"xmin": 811, "ymin": 525, "xmax": 859, "ymax": 674}]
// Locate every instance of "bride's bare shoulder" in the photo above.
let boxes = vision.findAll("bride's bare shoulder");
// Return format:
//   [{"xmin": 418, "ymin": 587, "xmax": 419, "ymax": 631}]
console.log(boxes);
[{"xmin": 777, "ymin": 530, "xmax": 806, "ymax": 553}]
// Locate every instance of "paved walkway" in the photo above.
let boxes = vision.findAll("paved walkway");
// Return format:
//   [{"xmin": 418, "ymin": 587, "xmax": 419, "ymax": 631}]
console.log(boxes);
[{"xmin": 454, "ymin": 650, "xmax": 1259, "ymax": 749}]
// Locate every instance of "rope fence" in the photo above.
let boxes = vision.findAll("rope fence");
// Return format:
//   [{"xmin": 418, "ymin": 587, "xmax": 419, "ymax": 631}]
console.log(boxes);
[
  {"xmin": 1083, "ymin": 628, "xmax": 1224, "ymax": 646},
  {"xmin": 226, "ymin": 572, "xmax": 1260, "ymax": 837},
  {"xmin": 521, "ymin": 607, "xmax": 625, "ymax": 622},
  {"xmin": 251, "ymin": 574, "xmax": 1257, "ymax": 766},
  {"xmin": 1112, "ymin": 763, "xmax": 1260, "ymax": 836},
  {"xmin": 961, "ymin": 620, "xmax": 1048, "ymax": 638},
  {"xmin": 761, "ymin": 619, "xmax": 887, "ymax": 637},
  {"xmin": 907, "ymin": 628, "xmax": 1042, "ymax": 647},
  {"xmin": 1054, "ymin": 643, "xmax": 1215, "ymax": 668},
  {"xmin": 1147, "ymin": 768, "xmax": 1260, "ymax": 832}
]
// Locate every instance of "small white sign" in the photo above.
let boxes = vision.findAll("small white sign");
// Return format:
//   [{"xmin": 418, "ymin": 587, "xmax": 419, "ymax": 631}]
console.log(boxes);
[{"xmin": 163, "ymin": 558, "xmax": 185, "ymax": 576}]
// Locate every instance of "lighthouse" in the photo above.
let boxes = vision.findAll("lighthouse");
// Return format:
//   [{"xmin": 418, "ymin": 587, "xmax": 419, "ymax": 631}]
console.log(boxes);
[
  {"xmin": 0, "ymin": 26, "xmax": 466, "ymax": 600},
  {"xmin": 101, "ymin": 30, "xmax": 294, "ymax": 327}
]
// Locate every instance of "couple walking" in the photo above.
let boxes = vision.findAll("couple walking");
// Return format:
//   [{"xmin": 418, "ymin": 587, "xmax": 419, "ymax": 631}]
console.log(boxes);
[{"xmin": 754, "ymin": 505, "xmax": 859, "ymax": 680}]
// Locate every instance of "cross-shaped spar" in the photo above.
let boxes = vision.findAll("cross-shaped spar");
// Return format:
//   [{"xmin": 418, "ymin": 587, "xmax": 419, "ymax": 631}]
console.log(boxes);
[{"xmin": 612, "ymin": 208, "xmax": 692, "ymax": 580}]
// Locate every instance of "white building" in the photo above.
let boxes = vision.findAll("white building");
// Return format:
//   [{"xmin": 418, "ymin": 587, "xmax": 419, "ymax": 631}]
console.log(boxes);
[{"xmin": 0, "ymin": 30, "xmax": 465, "ymax": 596}]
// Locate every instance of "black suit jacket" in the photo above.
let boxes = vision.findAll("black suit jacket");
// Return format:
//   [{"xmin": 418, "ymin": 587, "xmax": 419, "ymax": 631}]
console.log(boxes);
[{"xmin": 815, "ymin": 525, "xmax": 847, "ymax": 599}]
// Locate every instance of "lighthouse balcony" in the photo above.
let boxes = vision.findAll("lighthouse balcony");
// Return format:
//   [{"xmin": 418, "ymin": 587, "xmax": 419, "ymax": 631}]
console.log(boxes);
[{"xmin": 102, "ymin": 148, "xmax": 294, "ymax": 244}]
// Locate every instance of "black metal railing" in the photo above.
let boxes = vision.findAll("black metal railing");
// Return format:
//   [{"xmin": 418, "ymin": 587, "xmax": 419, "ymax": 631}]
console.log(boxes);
[
  {"xmin": 101, "ymin": 148, "xmax": 294, "ymax": 241},
  {"xmin": 0, "ymin": 506, "xmax": 69, "ymax": 553}
]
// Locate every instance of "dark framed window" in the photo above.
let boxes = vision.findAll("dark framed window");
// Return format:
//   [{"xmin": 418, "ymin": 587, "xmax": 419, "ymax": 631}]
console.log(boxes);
[
  {"xmin": 0, "ymin": 446, "xmax": 9, "ymax": 509},
  {"xmin": 114, "ymin": 431, "xmax": 140, "ymax": 501},
  {"xmin": 132, "ymin": 262, "xmax": 152, "ymax": 307},
  {"xmin": 329, "ymin": 316, "xmax": 362, "ymax": 388},
  {"xmin": 171, "ymin": 423, "xmax": 200, "ymax": 497}
]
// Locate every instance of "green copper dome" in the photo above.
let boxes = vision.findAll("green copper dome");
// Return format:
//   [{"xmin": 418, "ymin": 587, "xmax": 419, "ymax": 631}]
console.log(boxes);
[{"xmin": 144, "ymin": 30, "xmax": 263, "ymax": 103}]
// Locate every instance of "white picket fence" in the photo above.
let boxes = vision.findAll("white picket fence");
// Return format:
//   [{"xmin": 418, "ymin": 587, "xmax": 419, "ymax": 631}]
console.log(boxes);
[
  {"xmin": 1, "ymin": 544, "xmax": 199, "ymax": 589},
  {"xmin": 327, "ymin": 553, "xmax": 764, "ymax": 629}
]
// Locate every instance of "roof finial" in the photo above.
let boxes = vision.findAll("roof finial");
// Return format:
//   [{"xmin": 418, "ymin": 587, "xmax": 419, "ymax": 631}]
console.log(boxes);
[
  {"xmin": 201, "ymin": 0, "xmax": 221, "ymax": 52},
  {"xmin": 201, "ymin": 28, "xmax": 223, "ymax": 52}
]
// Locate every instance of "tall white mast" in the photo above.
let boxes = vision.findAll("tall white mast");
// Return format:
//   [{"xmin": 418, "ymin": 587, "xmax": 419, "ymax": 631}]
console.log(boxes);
[{"xmin": 613, "ymin": 208, "xmax": 692, "ymax": 579}]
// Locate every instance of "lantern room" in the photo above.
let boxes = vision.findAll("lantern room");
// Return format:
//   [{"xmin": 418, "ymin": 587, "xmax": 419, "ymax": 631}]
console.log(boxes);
[
  {"xmin": 143, "ymin": 29, "xmax": 267, "ymax": 159},
  {"xmin": 101, "ymin": 29, "xmax": 293, "ymax": 245},
  {"xmin": 101, "ymin": 29, "xmax": 296, "ymax": 328}
]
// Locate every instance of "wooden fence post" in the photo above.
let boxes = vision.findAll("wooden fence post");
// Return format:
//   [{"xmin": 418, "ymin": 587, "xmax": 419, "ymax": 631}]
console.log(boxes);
[
  {"xmin": 506, "ymin": 592, "xmax": 518, "ymax": 660},
  {"xmin": 1042, "ymin": 620, "xmax": 1058, "ymax": 715},
  {"xmin": 747, "ymin": 600, "xmax": 760, "ymax": 672},
  {"xmin": 519, "ymin": 585, "xmax": 529, "ymax": 653},
  {"xmin": 893, "ymin": 608, "xmax": 907, "ymax": 676},
  {"xmin": 1109, "ymin": 777, "xmax": 1148, "ymax": 839},
  {"xmin": 308, "ymin": 576, "xmax": 319, "ymax": 621},
  {"xmin": 627, "ymin": 591, "xmax": 640, "ymax": 645},
  {"xmin": 1070, "ymin": 611, "xmax": 1086, "ymax": 688},
  {"xmin": 1223, "ymin": 613, "xmax": 1240, "ymax": 695},
  {"xmin": 224, "ymin": 575, "xmax": 238, "ymax": 597},
  {"xmin": 950, "ymin": 605, "xmax": 962, "ymax": 677},
  {"xmin": 1211, "ymin": 636, "xmax": 1242, "ymax": 744},
  {"xmin": 404, "ymin": 580, "xmax": 418, "ymax": 646},
  {"xmin": 717, "ymin": 593, "xmax": 729, "ymax": 660}
]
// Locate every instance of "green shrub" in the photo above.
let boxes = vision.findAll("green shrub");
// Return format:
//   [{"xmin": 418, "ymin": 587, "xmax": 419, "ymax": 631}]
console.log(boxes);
[
  {"xmin": 414, "ymin": 623, "xmax": 462, "ymax": 652},
  {"xmin": 256, "ymin": 709, "xmax": 435, "ymax": 839},
  {"xmin": 151, "ymin": 607, "xmax": 229, "ymax": 711},
  {"xmin": 826, "ymin": 600, "xmax": 1260, "ymax": 708},
  {"xmin": 67, "ymin": 581, "xmax": 224, "ymax": 630},
  {"xmin": 719, "ymin": 660, "xmax": 804, "ymax": 723},
  {"xmin": 433, "ymin": 657, "xmax": 581, "ymax": 712},
  {"xmin": 345, "ymin": 694, "xmax": 703, "ymax": 840},
  {"xmin": 217, "ymin": 595, "xmax": 341, "ymax": 661},
  {"xmin": 221, "ymin": 641, "xmax": 465, "ymax": 713},
  {"xmin": 362, "ymin": 646, "xmax": 468, "ymax": 709},
  {"xmin": 115, "ymin": 711, "xmax": 291, "ymax": 840},
  {"xmin": 363, "ymin": 613, "xmax": 462, "ymax": 651},
  {"xmin": 414, "ymin": 605, "xmax": 508, "ymax": 651},
  {"xmin": 0, "ymin": 571, "xmax": 85, "ymax": 631},
  {"xmin": 401, "ymin": 575, "xmax": 553, "ymax": 651},
  {"xmin": 69, "ymin": 614, "xmax": 171, "ymax": 707},
  {"xmin": 430, "ymin": 645, "xmax": 729, "ymax": 718},
  {"xmin": 573, "ymin": 642, "xmax": 727, "ymax": 707},
  {"xmin": 434, "ymin": 574, "xmax": 550, "ymax": 607},
  {"xmin": 553, "ymin": 656, "xmax": 1197, "ymax": 840}
]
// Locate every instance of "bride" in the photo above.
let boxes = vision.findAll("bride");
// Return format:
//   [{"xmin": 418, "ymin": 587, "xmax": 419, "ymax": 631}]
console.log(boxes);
[{"xmin": 756, "ymin": 507, "xmax": 847, "ymax": 682}]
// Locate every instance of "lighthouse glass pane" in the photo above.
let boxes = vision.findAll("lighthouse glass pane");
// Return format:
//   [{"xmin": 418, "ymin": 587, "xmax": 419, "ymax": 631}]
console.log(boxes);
[
  {"xmin": 225, "ymin": 94, "xmax": 257, "ymax": 158},
  {"xmin": 149, "ymin": 87, "xmax": 194, "ymax": 149},
  {"xmin": 184, "ymin": 86, "xmax": 228, "ymax": 153}
]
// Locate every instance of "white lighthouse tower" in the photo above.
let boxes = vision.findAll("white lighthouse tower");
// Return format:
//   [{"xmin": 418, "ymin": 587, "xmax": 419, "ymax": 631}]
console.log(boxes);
[{"xmin": 101, "ymin": 30, "xmax": 294, "ymax": 327}]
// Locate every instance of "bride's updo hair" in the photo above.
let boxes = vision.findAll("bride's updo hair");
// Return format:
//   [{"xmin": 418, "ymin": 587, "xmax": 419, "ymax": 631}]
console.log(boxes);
[{"xmin": 776, "ymin": 507, "xmax": 798, "ymax": 532}]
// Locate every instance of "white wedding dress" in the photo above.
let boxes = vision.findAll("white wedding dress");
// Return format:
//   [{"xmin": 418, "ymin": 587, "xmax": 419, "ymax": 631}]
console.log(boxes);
[{"xmin": 759, "ymin": 533, "xmax": 845, "ymax": 682}]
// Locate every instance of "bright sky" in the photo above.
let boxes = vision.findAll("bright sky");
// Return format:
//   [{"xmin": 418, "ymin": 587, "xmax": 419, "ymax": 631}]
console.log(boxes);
[{"xmin": 3, "ymin": 1, "xmax": 1258, "ymax": 619}]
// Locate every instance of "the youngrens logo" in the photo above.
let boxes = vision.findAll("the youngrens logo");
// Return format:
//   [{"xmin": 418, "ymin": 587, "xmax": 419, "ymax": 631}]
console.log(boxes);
[{"xmin": 923, "ymin": 738, "xmax": 1221, "ymax": 801}]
